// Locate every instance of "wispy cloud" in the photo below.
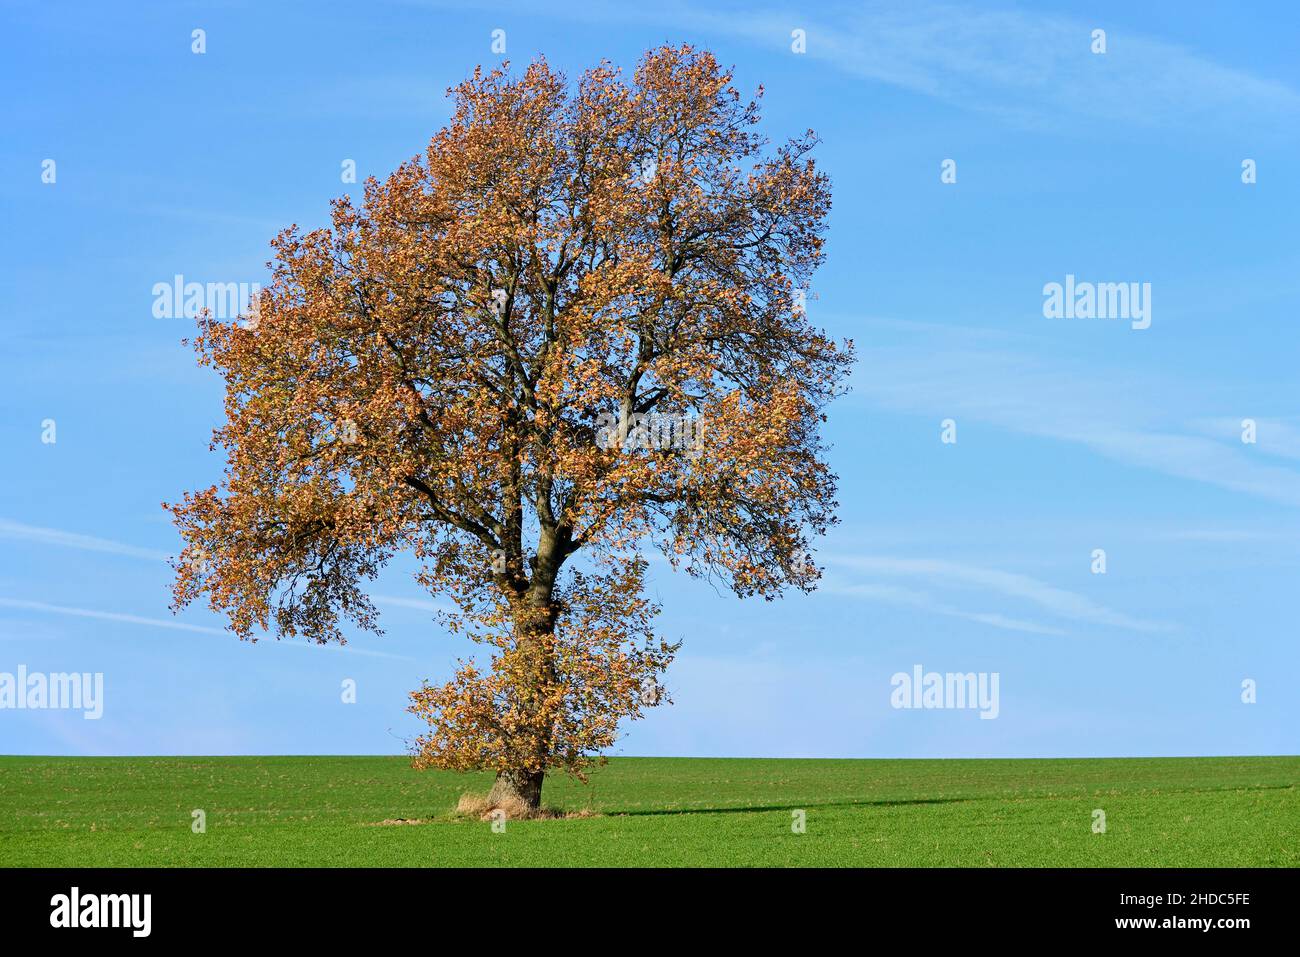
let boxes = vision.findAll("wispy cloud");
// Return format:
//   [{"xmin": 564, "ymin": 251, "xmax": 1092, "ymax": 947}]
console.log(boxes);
[
  {"xmin": 508, "ymin": 0, "xmax": 1300, "ymax": 132},
  {"xmin": 823, "ymin": 553, "xmax": 1172, "ymax": 634},
  {"xmin": 370, "ymin": 594, "xmax": 447, "ymax": 613},
  {"xmin": 0, "ymin": 519, "xmax": 171, "ymax": 562},
  {"xmin": 822, "ymin": 579, "xmax": 1065, "ymax": 635},
  {"xmin": 1191, "ymin": 417, "xmax": 1300, "ymax": 463},
  {"xmin": 0, "ymin": 597, "xmax": 234, "ymax": 636},
  {"xmin": 723, "ymin": 2, "xmax": 1300, "ymax": 131},
  {"xmin": 0, "ymin": 598, "xmax": 412, "ymax": 660},
  {"xmin": 1150, "ymin": 527, "xmax": 1287, "ymax": 544},
  {"xmin": 849, "ymin": 331, "xmax": 1300, "ymax": 508},
  {"xmin": 0, "ymin": 519, "xmax": 450, "ymax": 615}
]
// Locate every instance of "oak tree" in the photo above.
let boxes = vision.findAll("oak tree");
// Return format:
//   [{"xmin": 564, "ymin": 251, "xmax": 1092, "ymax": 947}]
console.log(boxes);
[{"xmin": 168, "ymin": 45, "xmax": 853, "ymax": 812}]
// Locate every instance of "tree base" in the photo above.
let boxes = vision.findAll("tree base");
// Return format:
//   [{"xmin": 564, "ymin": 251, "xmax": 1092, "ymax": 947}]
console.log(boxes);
[{"xmin": 477, "ymin": 769, "xmax": 544, "ymax": 819}]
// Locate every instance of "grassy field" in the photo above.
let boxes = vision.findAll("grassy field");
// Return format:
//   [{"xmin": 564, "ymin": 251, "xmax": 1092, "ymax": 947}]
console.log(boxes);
[{"xmin": 1, "ymin": 755, "xmax": 1295, "ymax": 867}]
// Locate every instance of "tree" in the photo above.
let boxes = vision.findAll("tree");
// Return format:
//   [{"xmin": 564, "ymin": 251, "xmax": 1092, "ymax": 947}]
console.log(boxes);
[{"xmin": 168, "ymin": 44, "xmax": 853, "ymax": 813}]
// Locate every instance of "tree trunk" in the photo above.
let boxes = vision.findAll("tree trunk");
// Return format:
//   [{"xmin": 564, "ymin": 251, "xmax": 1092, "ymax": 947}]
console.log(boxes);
[
  {"xmin": 487, "ymin": 767, "xmax": 545, "ymax": 813},
  {"xmin": 488, "ymin": 526, "xmax": 568, "ymax": 816},
  {"xmin": 489, "ymin": 602, "xmax": 555, "ymax": 815}
]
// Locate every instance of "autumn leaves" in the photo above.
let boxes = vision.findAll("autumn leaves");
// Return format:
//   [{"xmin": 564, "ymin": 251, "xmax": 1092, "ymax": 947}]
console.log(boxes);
[{"xmin": 168, "ymin": 45, "xmax": 853, "ymax": 809}]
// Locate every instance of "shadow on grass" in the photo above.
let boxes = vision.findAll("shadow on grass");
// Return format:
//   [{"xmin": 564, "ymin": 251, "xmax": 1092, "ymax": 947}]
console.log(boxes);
[
  {"xmin": 605, "ymin": 782, "xmax": 1299, "ymax": 818},
  {"xmin": 610, "ymin": 797, "xmax": 973, "ymax": 817}
]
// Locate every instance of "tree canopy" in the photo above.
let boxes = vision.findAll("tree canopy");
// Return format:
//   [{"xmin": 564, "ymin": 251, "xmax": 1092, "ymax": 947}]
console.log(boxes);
[{"xmin": 168, "ymin": 45, "xmax": 853, "ymax": 809}]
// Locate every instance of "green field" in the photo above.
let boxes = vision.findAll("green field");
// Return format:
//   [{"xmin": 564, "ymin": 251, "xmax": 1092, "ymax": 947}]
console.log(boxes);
[{"xmin": 1, "ymin": 755, "xmax": 1295, "ymax": 867}]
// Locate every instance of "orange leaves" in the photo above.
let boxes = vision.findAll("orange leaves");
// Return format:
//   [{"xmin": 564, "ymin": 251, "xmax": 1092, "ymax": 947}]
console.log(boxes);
[
  {"xmin": 409, "ymin": 558, "xmax": 675, "ymax": 777},
  {"xmin": 168, "ymin": 43, "xmax": 851, "ymax": 782}
]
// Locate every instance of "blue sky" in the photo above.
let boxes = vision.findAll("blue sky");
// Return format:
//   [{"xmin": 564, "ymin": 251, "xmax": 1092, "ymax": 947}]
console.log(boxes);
[{"xmin": 2, "ymin": 0, "xmax": 1297, "ymax": 758}]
